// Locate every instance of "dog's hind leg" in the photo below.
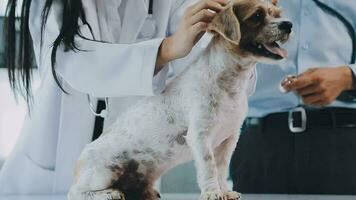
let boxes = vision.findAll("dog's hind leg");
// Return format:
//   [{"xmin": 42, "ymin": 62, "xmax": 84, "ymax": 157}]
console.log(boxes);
[
  {"xmin": 214, "ymin": 134, "xmax": 241, "ymax": 200},
  {"xmin": 68, "ymin": 160, "xmax": 125, "ymax": 200}
]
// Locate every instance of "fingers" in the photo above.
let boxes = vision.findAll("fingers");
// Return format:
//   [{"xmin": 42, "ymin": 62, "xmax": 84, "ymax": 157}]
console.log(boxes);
[
  {"xmin": 296, "ymin": 84, "xmax": 323, "ymax": 96},
  {"xmin": 189, "ymin": 9, "xmax": 216, "ymax": 25},
  {"xmin": 301, "ymin": 93, "xmax": 333, "ymax": 106},
  {"xmin": 282, "ymin": 69, "xmax": 320, "ymax": 91},
  {"xmin": 280, "ymin": 68, "xmax": 341, "ymax": 106},
  {"xmin": 184, "ymin": 0, "xmax": 228, "ymax": 40},
  {"xmin": 301, "ymin": 93, "xmax": 323, "ymax": 105},
  {"xmin": 190, "ymin": 22, "xmax": 209, "ymax": 35},
  {"xmin": 300, "ymin": 86, "xmax": 334, "ymax": 106},
  {"xmin": 170, "ymin": 0, "xmax": 228, "ymax": 60},
  {"xmin": 295, "ymin": 83, "xmax": 329, "ymax": 105},
  {"xmin": 283, "ymin": 75, "xmax": 314, "ymax": 91},
  {"xmin": 194, "ymin": 31, "xmax": 206, "ymax": 44},
  {"xmin": 187, "ymin": 0, "xmax": 228, "ymax": 17},
  {"xmin": 281, "ymin": 75, "xmax": 296, "ymax": 87}
]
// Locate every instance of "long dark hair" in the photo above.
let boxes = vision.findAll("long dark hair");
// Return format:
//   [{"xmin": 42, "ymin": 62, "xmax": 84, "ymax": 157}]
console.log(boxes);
[{"xmin": 4, "ymin": 0, "xmax": 92, "ymax": 106}]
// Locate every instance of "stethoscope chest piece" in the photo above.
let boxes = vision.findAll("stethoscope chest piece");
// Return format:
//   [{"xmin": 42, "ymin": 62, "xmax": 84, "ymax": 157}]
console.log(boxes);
[{"xmin": 87, "ymin": 95, "xmax": 109, "ymax": 118}]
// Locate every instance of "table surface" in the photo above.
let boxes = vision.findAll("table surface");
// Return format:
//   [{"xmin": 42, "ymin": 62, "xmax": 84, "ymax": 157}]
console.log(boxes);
[{"xmin": 0, "ymin": 194, "xmax": 355, "ymax": 200}]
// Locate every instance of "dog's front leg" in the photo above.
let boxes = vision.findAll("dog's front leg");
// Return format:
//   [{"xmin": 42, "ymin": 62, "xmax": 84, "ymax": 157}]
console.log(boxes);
[
  {"xmin": 214, "ymin": 133, "xmax": 241, "ymax": 200},
  {"xmin": 186, "ymin": 118, "xmax": 223, "ymax": 200}
]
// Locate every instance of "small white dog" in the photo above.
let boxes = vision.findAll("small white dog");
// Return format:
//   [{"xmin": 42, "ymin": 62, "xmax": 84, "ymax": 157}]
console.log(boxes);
[{"xmin": 69, "ymin": 0, "xmax": 292, "ymax": 200}]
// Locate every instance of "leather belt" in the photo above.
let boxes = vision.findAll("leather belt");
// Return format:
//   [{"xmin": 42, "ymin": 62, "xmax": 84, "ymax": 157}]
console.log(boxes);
[{"xmin": 245, "ymin": 107, "xmax": 356, "ymax": 133}]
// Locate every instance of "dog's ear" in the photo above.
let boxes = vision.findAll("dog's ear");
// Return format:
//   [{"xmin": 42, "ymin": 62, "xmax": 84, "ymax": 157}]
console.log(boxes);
[
  {"xmin": 272, "ymin": 0, "xmax": 278, "ymax": 6},
  {"xmin": 207, "ymin": 7, "xmax": 241, "ymax": 45}
]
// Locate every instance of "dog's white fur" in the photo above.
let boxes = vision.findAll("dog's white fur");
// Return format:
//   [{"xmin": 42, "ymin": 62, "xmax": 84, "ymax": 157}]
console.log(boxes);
[
  {"xmin": 68, "ymin": 1, "xmax": 291, "ymax": 199},
  {"xmin": 70, "ymin": 39, "xmax": 252, "ymax": 200}
]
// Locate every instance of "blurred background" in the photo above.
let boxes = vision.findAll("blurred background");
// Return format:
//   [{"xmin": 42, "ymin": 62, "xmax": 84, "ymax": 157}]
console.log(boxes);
[{"xmin": 0, "ymin": 0, "xmax": 38, "ymax": 171}]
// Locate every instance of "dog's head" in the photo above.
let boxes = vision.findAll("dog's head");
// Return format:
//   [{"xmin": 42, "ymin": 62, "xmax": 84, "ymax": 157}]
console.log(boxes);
[{"xmin": 208, "ymin": 0, "xmax": 292, "ymax": 63}]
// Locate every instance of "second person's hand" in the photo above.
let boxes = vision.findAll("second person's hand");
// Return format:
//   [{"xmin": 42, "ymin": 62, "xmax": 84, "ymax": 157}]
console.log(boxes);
[{"xmin": 282, "ymin": 66, "xmax": 355, "ymax": 106}]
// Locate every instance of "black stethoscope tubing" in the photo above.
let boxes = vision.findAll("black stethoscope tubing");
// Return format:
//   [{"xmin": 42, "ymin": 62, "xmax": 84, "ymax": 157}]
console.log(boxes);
[
  {"xmin": 312, "ymin": 0, "xmax": 356, "ymax": 101},
  {"xmin": 313, "ymin": 0, "xmax": 355, "ymax": 65},
  {"xmin": 148, "ymin": 0, "xmax": 154, "ymax": 15}
]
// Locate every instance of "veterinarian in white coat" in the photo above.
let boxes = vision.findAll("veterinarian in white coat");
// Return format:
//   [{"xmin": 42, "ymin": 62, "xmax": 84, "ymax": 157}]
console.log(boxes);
[{"xmin": 0, "ymin": 0, "xmax": 256, "ymax": 195}]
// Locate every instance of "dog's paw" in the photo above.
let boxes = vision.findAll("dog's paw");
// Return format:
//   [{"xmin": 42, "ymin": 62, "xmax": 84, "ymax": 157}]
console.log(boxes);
[
  {"xmin": 87, "ymin": 189, "xmax": 125, "ymax": 200},
  {"xmin": 223, "ymin": 191, "xmax": 241, "ymax": 200},
  {"xmin": 200, "ymin": 190, "xmax": 225, "ymax": 200},
  {"xmin": 105, "ymin": 190, "xmax": 125, "ymax": 200}
]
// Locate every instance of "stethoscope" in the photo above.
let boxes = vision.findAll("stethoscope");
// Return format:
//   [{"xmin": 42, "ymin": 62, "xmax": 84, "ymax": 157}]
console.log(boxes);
[
  {"xmin": 313, "ymin": 0, "xmax": 356, "ymax": 102},
  {"xmin": 140, "ymin": 0, "xmax": 157, "ymax": 39},
  {"xmin": 313, "ymin": 0, "xmax": 355, "ymax": 65},
  {"xmin": 87, "ymin": 95, "xmax": 109, "ymax": 118},
  {"xmin": 283, "ymin": 1, "xmax": 356, "ymax": 102},
  {"xmin": 87, "ymin": 0, "xmax": 155, "ymax": 118},
  {"xmin": 148, "ymin": 0, "xmax": 154, "ymax": 15}
]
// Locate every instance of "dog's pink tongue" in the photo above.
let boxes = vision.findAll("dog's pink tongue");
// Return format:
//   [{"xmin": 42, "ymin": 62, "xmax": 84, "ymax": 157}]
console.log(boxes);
[{"xmin": 263, "ymin": 43, "xmax": 288, "ymax": 58}]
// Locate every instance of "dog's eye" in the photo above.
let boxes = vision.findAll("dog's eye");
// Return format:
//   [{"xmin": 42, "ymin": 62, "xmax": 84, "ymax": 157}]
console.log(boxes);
[{"xmin": 250, "ymin": 9, "xmax": 265, "ymax": 22}]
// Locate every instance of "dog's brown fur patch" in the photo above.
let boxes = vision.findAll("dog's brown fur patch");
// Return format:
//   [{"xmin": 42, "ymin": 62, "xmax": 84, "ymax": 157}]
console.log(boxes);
[
  {"xmin": 208, "ymin": 6, "xmax": 241, "ymax": 45},
  {"xmin": 217, "ymin": 65, "xmax": 243, "ymax": 97},
  {"xmin": 111, "ymin": 160, "xmax": 157, "ymax": 200}
]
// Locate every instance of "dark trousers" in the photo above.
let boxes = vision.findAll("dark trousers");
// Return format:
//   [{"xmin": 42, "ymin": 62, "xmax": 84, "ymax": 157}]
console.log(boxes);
[{"xmin": 230, "ymin": 119, "xmax": 356, "ymax": 194}]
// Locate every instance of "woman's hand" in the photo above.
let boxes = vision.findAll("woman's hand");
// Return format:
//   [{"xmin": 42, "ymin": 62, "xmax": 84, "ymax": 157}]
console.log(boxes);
[
  {"xmin": 156, "ymin": 0, "xmax": 228, "ymax": 69},
  {"xmin": 282, "ymin": 66, "xmax": 356, "ymax": 106}
]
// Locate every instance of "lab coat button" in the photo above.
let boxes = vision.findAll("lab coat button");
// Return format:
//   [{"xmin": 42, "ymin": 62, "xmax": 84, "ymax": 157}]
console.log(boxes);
[{"xmin": 140, "ymin": 17, "xmax": 157, "ymax": 39}]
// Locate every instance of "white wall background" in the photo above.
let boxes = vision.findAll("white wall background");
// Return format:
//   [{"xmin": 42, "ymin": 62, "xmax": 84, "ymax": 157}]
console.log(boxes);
[
  {"xmin": 1, "ymin": 0, "xmax": 8, "ymax": 165},
  {"xmin": 0, "ymin": 0, "xmax": 27, "ymax": 164},
  {"xmin": 0, "ymin": 69, "xmax": 39, "ymax": 160},
  {"xmin": 0, "ymin": 0, "xmax": 23, "ymax": 16},
  {"xmin": 0, "ymin": 1, "xmax": 6, "ymax": 16},
  {"xmin": 0, "ymin": 70, "xmax": 27, "ymax": 158}
]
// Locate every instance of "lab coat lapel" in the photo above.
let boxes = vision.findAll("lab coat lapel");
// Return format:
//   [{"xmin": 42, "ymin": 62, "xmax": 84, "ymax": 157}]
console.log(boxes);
[
  {"xmin": 120, "ymin": 0, "xmax": 147, "ymax": 43},
  {"xmin": 95, "ymin": 0, "xmax": 123, "ymax": 42}
]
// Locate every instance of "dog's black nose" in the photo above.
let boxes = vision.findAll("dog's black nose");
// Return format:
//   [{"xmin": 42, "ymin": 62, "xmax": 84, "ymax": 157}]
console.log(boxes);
[{"xmin": 279, "ymin": 21, "xmax": 293, "ymax": 33}]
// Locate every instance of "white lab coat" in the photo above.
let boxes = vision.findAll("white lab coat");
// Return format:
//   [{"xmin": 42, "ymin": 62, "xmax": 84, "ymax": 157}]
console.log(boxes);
[{"xmin": 0, "ymin": 0, "xmax": 256, "ymax": 194}]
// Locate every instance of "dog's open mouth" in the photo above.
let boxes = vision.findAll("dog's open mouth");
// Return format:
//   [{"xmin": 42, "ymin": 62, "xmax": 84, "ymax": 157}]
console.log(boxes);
[{"xmin": 246, "ymin": 40, "xmax": 288, "ymax": 60}]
